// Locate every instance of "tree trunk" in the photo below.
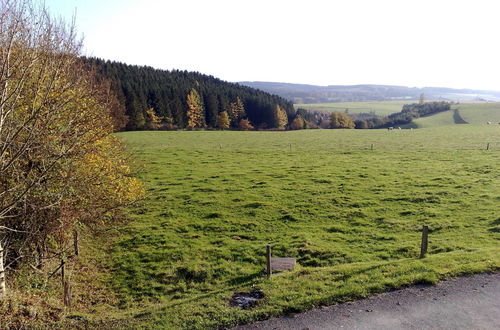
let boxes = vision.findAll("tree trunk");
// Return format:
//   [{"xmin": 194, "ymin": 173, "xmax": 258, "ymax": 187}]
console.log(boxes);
[{"xmin": 0, "ymin": 242, "xmax": 5, "ymax": 298}]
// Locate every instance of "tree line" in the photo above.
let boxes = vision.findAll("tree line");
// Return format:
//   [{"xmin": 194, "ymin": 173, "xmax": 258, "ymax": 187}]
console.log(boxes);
[
  {"xmin": 84, "ymin": 58, "xmax": 296, "ymax": 131},
  {"xmin": 296, "ymin": 101, "xmax": 453, "ymax": 129},
  {"xmin": 385, "ymin": 102, "xmax": 451, "ymax": 126},
  {"xmin": 83, "ymin": 58, "xmax": 453, "ymax": 132}
]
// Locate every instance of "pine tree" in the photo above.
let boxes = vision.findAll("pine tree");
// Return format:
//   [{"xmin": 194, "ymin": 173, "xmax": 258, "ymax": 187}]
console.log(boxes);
[
  {"xmin": 274, "ymin": 105, "xmax": 288, "ymax": 130},
  {"xmin": 172, "ymin": 98, "xmax": 185, "ymax": 128},
  {"xmin": 86, "ymin": 58, "xmax": 296, "ymax": 131},
  {"xmin": 131, "ymin": 109, "xmax": 146, "ymax": 130},
  {"xmin": 204, "ymin": 94, "xmax": 219, "ymax": 128},
  {"xmin": 186, "ymin": 88, "xmax": 205, "ymax": 129},
  {"xmin": 217, "ymin": 111, "xmax": 230, "ymax": 130}
]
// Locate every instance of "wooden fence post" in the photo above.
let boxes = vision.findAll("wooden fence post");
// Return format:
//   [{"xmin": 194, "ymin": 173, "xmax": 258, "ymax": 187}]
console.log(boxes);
[
  {"xmin": 73, "ymin": 230, "xmax": 79, "ymax": 256},
  {"xmin": 63, "ymin": 281, "xmax": 72, "ymax": 307},
  {"xmin": 486, "ymin": 143, "xmax": 490, "ymax": 150},
  {"xmin": 420, "ymin": 225, "xmax": 429, "ymax": 258},
  {"xmin": 370, "ymin": 144, "xmax": 374, "ymax": 150},
  {"xmin": 0, "ymin": 242, "xmax": 5, "ymax": 298},
  {"xmin": 266, "ymin": 245, "xmax": 271, "ymax": 278}
]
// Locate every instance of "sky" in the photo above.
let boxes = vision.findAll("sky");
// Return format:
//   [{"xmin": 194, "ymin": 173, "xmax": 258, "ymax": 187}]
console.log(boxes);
[{"xmin": 44, "ymin": 0, "xmax": 500, "ymax": 90}]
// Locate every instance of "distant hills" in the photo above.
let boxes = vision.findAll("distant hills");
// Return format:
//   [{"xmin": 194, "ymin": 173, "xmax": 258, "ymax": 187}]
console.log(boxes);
[{"xmin": 239, "ymin": 82, "xmax": 500, "ymax": 104}]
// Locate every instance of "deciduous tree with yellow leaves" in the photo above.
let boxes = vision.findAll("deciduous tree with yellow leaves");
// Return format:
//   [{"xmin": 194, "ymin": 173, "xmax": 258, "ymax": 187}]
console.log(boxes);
[
  {"xmin": 145, "ymin": 108, "xmax": 162, "ymax": 130},
  {"xmin": 229, "ymin": 96, "xmax": 245, "ymax": 127},
  {"xmin": 217, "ymin": 111, "xmax": 230, "ymax": 130},
  {"xmin": 186, "ymin": 88, "xmax": 205, "ymax": 129},
  {"xmin": 0, "ymin": 0, "xmax": 144, "ymax": 276},
  {"xmin": 329, "ymin": 112, "xmax": 355, "ymax": 129},
  {"xmin": 274, "ymin": 105, "xmax": 288, "ymax": 130},
  {"xmin": 290, "ymin": 115, "xmax": 305, "ymax": 130}
]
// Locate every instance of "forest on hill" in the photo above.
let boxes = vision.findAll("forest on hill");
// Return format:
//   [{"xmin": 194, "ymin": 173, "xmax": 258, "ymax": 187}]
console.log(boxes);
[
  {"xmin": 84, "ymin": 59, "xmax": 454, "ymax": 132},
  {"xmin": 85, "ymin": 58, "xmax": 295, "ymax": 131}
]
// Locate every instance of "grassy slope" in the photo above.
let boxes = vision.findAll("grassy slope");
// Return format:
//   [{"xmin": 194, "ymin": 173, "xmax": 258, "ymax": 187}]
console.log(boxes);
[
  {"xmin": 410, "ymin": 111, "xmax": 457, "ymax": 128},
  {"xmin": 98, "ymin": 128, "xmax": 499, "ymax": 329},
  {"xmin": 294, "ymin": 101, "xmax": 407, "ymax": 116},
  {"xmin": 458, "ymin": 103, "xmax": 500, "ymax": 124},
  {"xmin": 412, "ymin": 102, "xmax": 500, "ymax": 128}
]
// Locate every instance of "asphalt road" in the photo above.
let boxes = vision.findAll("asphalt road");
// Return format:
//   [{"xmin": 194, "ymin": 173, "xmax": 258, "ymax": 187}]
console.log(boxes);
[{"xmin": 235, "ymin": 272, "xmax": 500, "ymax": 330}]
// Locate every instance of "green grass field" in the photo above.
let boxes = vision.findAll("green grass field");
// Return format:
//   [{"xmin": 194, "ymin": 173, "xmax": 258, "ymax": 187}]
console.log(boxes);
[
  {"xmin": 411, "ymin": 103, "xmax": 500, "ymax": 128},
  {"xmin": 295, "ymin": 101, "xmax": 500, "ymax": 129},
  {"xmin": 100, "ymin": 127, "xmax": 500, "ymax": 329},
  {"xmin": 294, "ymin": 101, "xmax": 408, "ymax": 116}
]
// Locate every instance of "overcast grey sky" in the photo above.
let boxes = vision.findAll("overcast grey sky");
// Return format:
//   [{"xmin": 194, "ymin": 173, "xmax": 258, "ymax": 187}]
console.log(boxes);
[{"xmin": 45, "ymin": 0, "xmax": 500, "ymax": 90}]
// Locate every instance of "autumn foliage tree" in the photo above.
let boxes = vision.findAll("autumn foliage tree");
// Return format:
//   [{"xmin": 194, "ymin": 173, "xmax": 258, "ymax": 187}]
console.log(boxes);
[
  {"xmin": 217, "ymin": 111, "xmax": 230, "ymax": 130},
  {"xmin": 239, "ymin": 118, "xmax": 254, "ymax": 131},
  {"xmin": 186, "ymin": 88, "xmax": 205, "ymax": 129},
  {"xmin": 274, "ymin": 105, "xmax": 288, "ymax": 130},
  {"xmin": 0, "ymin": 0, "xmax": 143, "ymax": 273},
  {"xmin": 229, "ymin": 97, "xmax": 245, "ymax": 127},
  {"xmin": 145, "ymin": 107, "xmax": 162, "ymax": 130},
  {"xmin": 329, "ymin": 112, "xmax": 355, "ymax": 129},
  {"xmin": 290, "ymin": 115, "xmax": 305, "ymax": 130}
]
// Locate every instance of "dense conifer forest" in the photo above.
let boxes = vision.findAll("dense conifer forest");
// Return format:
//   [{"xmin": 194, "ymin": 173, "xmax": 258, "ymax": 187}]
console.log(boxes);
[{"xmin": 85, "ymin": 58, "xmax": 295, "ymax": 131}]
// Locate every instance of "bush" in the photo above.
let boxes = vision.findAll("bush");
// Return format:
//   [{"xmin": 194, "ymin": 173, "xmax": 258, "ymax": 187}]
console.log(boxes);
[
  {"xmin": 239, "ymin": 118, "xmax": 254, "ymax": 131},
  {"xmin": 290, "ymin": 115, "xmax": 305, "ymax": 130}
]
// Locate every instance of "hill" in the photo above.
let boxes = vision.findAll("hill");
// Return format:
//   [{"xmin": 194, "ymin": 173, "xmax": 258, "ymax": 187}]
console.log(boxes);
[
  {"xmin": 85, "ymin": 58, "xmax": 295, "ymax": 130},
  {"xmin": 294, "ymin": 101, "xmax": 408, "ymax": 117},
  {"xmin": 240, "ymin": 81, "xmax": 500, "ymax": 104},
  {"xmin": 411, "ymin": 102, "xmax": 500, "ymax": 128}
]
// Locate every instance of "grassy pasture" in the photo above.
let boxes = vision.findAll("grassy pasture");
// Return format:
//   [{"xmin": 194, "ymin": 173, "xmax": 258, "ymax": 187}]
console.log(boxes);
[
  {"xmin": 457, "ymin": 103, "xmax": 500, "ymax": 125},
  {"xmin": 294, "ymin": 101, "xmax": 408, "ymax": 116},
  {"xmin": 406, "ymin": 102, "xmax": 500, "ymax": 128},
  {"xmin": 105, "ymin": 127, "xmax": 499, "ymax": 329}
]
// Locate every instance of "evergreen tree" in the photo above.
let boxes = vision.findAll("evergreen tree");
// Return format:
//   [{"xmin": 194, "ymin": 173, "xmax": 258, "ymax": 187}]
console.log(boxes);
[
  {"xmin": 204, "ymin": 94, "xmax": 219, "ymax": 128},
  {"xmin": 186, "ymin": 88, "xmax": 205, "ymax": 129},
  {"xmin": 171, "ymin": 98, "xmax": 185, "ymax": 128},
  {"xmin": 85, "ymin": 57, "xmax": 295, "ymax": 131},
  {"xmin": 130, "ymin": 108, "xmax": 145, "ymax": 130}
]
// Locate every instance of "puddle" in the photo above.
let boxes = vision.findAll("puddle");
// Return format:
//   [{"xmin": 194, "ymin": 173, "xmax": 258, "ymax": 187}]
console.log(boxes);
[{"xmin": 230, "ymin": 290, "xmax": 265, "ymax": 309}]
